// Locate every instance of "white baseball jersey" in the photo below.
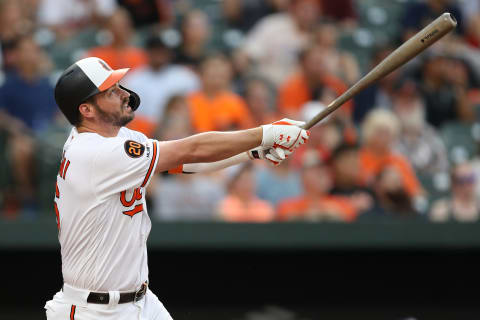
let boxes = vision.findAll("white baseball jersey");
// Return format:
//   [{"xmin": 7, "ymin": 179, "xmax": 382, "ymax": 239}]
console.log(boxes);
[{"xmin": 54, "ymin": 126, "xmax": 159, "ymax": 292}]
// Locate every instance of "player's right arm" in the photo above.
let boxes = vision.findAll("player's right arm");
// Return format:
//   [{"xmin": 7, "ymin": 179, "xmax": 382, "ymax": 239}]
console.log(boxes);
[{"xmin": 155, "ymin": 119, "xmax": 310, "ymax": 174}]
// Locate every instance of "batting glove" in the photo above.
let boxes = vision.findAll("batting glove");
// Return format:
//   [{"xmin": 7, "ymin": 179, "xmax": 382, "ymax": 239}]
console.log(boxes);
[
  {"xmin": 247, "ymin": 147, "xmax": 293, "ymax": 166},
  {"xmin": 261, "ymin": 118, "xmax": 310, "ymax": 159}
]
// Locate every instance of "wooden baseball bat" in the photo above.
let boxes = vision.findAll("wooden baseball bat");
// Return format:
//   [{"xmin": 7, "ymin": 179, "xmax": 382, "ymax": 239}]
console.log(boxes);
[{"xmin": 303, "ymin": 12, "xmax": 457, "ymax": 130}]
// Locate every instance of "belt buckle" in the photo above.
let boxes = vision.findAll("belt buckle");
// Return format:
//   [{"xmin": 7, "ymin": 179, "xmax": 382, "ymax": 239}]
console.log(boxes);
[{"xmin": 134, "ymin": 282, "xmax": 147, "ymax": 302}]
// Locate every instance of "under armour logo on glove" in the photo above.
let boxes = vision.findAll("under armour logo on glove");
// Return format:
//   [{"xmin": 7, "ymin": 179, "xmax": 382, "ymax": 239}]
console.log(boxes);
[{"xmin": 261, "ymin": 118, "xmax": 310, "ymax": 160}]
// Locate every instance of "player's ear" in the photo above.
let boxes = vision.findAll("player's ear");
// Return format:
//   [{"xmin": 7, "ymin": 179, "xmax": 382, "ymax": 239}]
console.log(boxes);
[{"xmin": 78, "ymin": 102, "xmax": 95, "ymax": 120}]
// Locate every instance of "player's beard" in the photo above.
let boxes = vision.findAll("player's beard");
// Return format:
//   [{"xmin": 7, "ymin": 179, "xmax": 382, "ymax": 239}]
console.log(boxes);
[{"xmin": 92, "ymin": 99, "xmax": 134, "ymax": 127}]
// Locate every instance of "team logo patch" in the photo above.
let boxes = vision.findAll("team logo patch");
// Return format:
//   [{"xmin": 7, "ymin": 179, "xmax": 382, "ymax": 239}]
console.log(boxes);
[{"xmin": 124, "ymin": 140, "xmax": 145, "ymax": 158}]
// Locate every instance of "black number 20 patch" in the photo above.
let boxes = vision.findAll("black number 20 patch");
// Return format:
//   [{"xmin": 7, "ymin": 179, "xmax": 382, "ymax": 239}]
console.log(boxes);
[{"xmin": 124, "ymin": 140, "xmax": 145, "ymax": 158}]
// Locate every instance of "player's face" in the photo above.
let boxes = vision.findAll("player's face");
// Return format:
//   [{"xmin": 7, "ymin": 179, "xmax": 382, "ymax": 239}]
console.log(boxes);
[{"xmin": 94, "ymin": 83, "xmax": 134, "ymax": 127}]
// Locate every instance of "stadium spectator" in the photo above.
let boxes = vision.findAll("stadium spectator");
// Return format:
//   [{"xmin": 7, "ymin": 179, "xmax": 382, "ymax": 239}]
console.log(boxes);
[
  {"xmin": 392, "ymin": 80, "xmax": 449, "ymax": 176},
  {"xmin": 0, "ymin": 35, "xmax": 57, "ymax": 217},
  {"xmin": 124, "ymin": 33, "xmax": 199, "ymax": 137},
  {"xmin": 290, "ymin": 101, "xmax": 356, "ymax": 168},
  {"xmin": 401, "ymin": 0, "xmax": 464, "ymax": 40},
  {"xmin": 359, "ymin": 109, "xmax": 423, "ymax": 199},
  {"xmin": 255, "ymin": 159, "xmax": 302, "ymax": 206},
  {"xmin": 0, "ymin": 0, "xmax": 35, "ymax": 70},
  {"xmin": 118, "ymin": 0, "xmax": 173, "ymax": 28},
  {"xmin": 240, "ymin": 0, "xmax": 320, "ymax": 85},
  {"xmin": 430, "ymin": 162, "xmax": 479, "ymax": 222},
  {"xmin": 465, "ymin": 14, "xmax": 480, "ymax": 49},
  {"xmin": 217, "ymin": 163, "xmax": 275, "ymax": 222},
  {"xmin": 0, "ymin": 35, "xmax": 56, "ymax": 133},
  {"xmin": 149, "ymin": 94, "xmax": 223, "ymax": 221},
  {"xmin": 155, "ymin": 95, "xmax": 193, "ymax": 141},
  {"xmin": 353, "ymin": 46, "xmax": 400, "ymax": 124},
  {"xmin": 277, "ymin": 152, "xmax": 357, "ymax": 222},
  {"xmin": 86, "ymin": 7, "xmax": 147, "ymax": 70},
  {"xmin": 222, "ymin": 0, "xmax": 289, "ymax": 33},
  {"xmin": 319, "ymin": 0, "xmax": 357, "ymax": 27},
  {"xmin": 174, "ymin": 10, "xmax": 211, "ymax": 70},
  {"xmin": 153, "ymin": 173, "xmax": 225, "ymax": 221},
  {"xmin": 243, "ymin": 77, "xmax": 278, "ymax": 126},
  {"xmin": 188, "ymin": 53, "xmax": 254, "ymax": 132},
  {"xmin": 313, "ymin": 21, "xmax": 360, "ymax": 85},
  {"xmin": 418, "ymin": 54, "xmax": 472, "ymax": 128},
  {"xmin": 329, "ymin": 145, "xmax": 375, "ymax": 214},
  {"xmin": 37, "ymin": 0, "xmax": 117, "ymax": 40},
  {"xmin": 373, "ymin": 166, "xmax": 418, "ymax": 217},
  {"xmin": 278, "ymin": 45, "xmax": 352, "ymax": 119}
]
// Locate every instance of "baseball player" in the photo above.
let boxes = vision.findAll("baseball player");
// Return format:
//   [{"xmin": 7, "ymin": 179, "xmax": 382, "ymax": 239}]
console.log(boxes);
[{"xmin": 45, "ymin": 57, "xmax": 310, "ymax": 320}]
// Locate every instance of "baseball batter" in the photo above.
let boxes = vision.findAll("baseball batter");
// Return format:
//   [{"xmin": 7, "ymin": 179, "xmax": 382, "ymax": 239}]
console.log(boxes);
[{"xmin": 44, "ymin": 57, "xmax": 309, "ymax": 319}]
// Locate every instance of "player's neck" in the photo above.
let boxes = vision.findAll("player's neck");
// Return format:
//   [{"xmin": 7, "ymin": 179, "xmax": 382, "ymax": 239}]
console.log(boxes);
[{"xmin": 76, "ymin": 122, "xmax": 121, "ymax": 137}]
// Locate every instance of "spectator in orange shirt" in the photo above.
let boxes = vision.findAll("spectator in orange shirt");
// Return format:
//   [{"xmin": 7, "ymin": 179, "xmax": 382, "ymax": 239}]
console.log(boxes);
[
  {"xmin": 359, "ymin": 109, "xmax": 423, "ymax": 199},
  {"xmin": 217, "ymin": 163, "xmax": 275, "ymax": 222},
  {"xmin": 278, "ymin": 45, "xmax": 353, "ymax": 119},
  {"xmin": 188, "ymin": 53, "xmax": 254, "ymax": 132},
  {"xmin": 277, "ymin": 153, "xmax": 357, "ymax": 222},
  {"xmin": 86, "ymin": 7, "xmax": 147, "ymax": 70}
]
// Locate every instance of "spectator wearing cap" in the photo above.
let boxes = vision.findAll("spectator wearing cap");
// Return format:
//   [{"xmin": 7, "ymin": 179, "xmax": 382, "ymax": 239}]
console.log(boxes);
[
  {"xmin": 188, "ymin": 53, "xmax": 254, "ymax": 132},
  {"xmin": 277, "ymin": 153, "xmax": 357, "ymax": 222},
  {"xmin": 123, "ymin": 33, "xmax": 199, "ymax": 137},
  {"xmin": 86, "ymin": 7, "xmax": 147, "ymax": 70},
  {"xmin": 217, "ymin": 163, "xmax": 275, "ymax": 222}
]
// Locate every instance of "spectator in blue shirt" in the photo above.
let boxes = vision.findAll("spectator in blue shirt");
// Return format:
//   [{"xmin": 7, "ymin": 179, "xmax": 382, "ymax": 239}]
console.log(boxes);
[
  {"xmin": 0, "ymin": 34, "xmax": 56, "ymax": 219},
  {"xmin": 0, "ymin": 35, "xmax": 57, "ymax": 133}
]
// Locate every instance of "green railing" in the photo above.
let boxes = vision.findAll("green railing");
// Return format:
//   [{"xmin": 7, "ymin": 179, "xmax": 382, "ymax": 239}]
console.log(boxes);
[{"xmin": 2, "ymin": 219, "xmax": 480, "ymax": 250}]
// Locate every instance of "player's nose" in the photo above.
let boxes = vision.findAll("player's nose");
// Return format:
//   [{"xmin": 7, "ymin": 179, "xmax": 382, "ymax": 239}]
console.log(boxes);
[{"xmin": 118, "ymin": 86, "xmax": 130, "ymax": 99}]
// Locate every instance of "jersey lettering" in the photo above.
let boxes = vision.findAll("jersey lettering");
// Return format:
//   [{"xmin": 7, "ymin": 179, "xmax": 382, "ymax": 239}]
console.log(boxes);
[{"xmin": 120, "ymin": 187, "xmax": 143, "ymax": 218}]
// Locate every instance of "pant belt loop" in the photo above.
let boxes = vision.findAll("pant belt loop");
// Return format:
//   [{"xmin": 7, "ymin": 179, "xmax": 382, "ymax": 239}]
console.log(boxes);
[{"xmin": 108, "ymin": 290, "xmax": 120, "ymax": 308}]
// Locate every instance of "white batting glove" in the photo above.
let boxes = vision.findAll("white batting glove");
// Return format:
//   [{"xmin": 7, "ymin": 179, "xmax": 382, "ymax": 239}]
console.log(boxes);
[
  {"xmin": 247, "ymin": 147, "xmax": 293, "ymax": 166},
  {"xmin": 261, "ymin": 118, "xmax": 310, "ymax": 158}
]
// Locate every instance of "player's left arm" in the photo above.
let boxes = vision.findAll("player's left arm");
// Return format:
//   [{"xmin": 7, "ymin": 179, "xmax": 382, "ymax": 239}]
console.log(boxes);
[{"xmin": 167, "ymin": 146, "xmax": 290, "ymax": 174}]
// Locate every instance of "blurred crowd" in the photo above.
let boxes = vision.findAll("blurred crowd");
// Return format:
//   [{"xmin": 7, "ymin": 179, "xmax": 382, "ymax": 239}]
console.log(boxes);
[{"xmin": 2, "ymin": 0, "xmax": 480, "ymax": 223}]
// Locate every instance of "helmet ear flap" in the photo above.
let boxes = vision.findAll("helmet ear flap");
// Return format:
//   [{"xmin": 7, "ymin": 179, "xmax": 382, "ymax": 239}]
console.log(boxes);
[{"xmin": 120, "ymin": 85, "xmax": 140, "ymax": 111}]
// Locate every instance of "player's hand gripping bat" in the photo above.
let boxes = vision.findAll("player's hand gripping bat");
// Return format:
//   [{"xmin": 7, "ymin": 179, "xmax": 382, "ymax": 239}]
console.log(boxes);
[{"xmin": 302, "ymin": 12, "xmax": 457, "ymax": 130}]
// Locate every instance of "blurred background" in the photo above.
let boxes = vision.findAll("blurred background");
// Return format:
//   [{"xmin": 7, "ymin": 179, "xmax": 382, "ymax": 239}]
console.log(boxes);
[{"xmin": 1, "ymin": 0, "xmax": 480, "ymax": 319}]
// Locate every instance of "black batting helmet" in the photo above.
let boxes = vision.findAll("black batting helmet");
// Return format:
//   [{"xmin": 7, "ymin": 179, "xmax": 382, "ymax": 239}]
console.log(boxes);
[{"xmin": 54, "ymin": 57, "xmax": 140, "ymax": 125}]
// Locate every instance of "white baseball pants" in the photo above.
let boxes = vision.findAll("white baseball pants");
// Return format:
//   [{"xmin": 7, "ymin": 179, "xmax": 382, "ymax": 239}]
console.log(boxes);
[{"xmin": 45, "ymin": 283, "xmax": 173, "ymax": 320}]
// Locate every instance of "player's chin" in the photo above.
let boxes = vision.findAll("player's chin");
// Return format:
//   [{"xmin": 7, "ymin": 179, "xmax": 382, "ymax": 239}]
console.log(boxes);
[{"xmin": 119, "ymin": 112, "xmax": 135, "ymax": 127}]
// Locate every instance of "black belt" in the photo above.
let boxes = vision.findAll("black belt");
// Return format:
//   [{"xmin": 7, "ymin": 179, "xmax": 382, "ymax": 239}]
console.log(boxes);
[{"xmin": 86, "ymin": 282, "xmax": 147, "ymax": 304}]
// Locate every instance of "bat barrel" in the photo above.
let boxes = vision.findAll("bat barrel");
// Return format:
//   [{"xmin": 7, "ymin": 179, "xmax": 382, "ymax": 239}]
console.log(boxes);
[{"xmin": 303, "ymin": 12, "xmax": 457, "ymax": 130}]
